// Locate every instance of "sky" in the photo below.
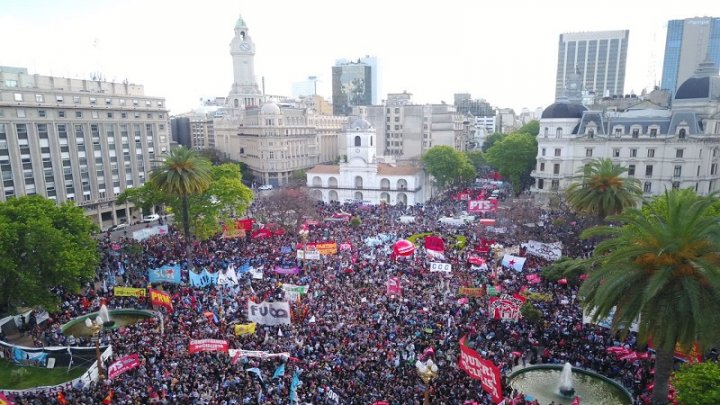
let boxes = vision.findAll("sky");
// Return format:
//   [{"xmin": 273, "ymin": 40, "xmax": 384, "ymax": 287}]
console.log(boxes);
[{"xmin": 0, "ymin": 0, "xmax": 714, "ymax": 115}]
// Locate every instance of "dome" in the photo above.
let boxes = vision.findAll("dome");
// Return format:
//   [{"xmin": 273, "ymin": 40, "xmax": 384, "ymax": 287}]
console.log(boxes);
[
  {"xmin": 235, "ymin": 15, "xmax": 247, "ymax": 29},
  {"xmin": 260, "ymin": 102, "xmax": 281, "ymax": 115},
  {"xmin": 674, "ymin": 60, "xmax": 720, "ymax": 100},
  {"xmin": 348, "ymin": 117, "xmax": 372, "ymax": 131},
  {"xmin": 541, "ymin": 100, "xmax": 587, "ymax": 119}
]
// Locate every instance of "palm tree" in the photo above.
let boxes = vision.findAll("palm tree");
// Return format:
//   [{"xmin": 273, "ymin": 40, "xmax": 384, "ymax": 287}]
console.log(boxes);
[
  {"xmin": 565, "ymin": 158, "xmax": 643, "ymax": 220},
  {"xmin": 151, "ymin": 147, "xmax": 212, "ymax": 265},
  {"xmin": 579, "ymin": 190, "xmax": 720, "ymax": 405}
]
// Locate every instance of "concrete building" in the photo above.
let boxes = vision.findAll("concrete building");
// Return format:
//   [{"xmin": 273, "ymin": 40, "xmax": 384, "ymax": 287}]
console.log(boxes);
[
  {"xmin": 306, "ymin": 117, "xmax": 425, "ymax": 205},
  {"xmin": 660, "ymin": 16, "xmax": 720, "ymax": 94},
  {"xmin": 496, "ymin": 108, "xmax": 518, "ymax": 133},
  {"xmin": 0, "ymin": 66, "xmax": 170, "ymax": 228},
  {"xmin": 454, "ymin": 93, "xmax": 495, "ymax": 117},
  {"xmin": 555, "ymin": 30, "xmax": 630, "ymax": 100},
  {"xmin": 226, "ymin": 15, "xmax": 263, "ymax": 110},
  {"xmin": 532, "ymin": 60, "xmax": 720, "ymax": 198},
  {"xmin": 332, "ymin": 59, "xmax": 373, "ymax": 116}
]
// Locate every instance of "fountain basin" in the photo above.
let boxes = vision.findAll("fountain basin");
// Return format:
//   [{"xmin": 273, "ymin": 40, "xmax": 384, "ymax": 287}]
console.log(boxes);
[
  {"xmin": 508, "ymin": 365, "xmax": 633, "ymax": 405},
  {"xmin": 61, "ymin": 309, "xmax": 154, "ymax": 338}
]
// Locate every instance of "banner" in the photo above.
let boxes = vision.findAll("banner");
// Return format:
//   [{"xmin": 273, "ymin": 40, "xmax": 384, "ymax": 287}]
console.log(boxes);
[
  {"xmin": 11, "ymin": 347, "xmax": 48, "ymax": 367},
  {"xmin": 582, "ymin": 307, "xmax": 640, "ymax": 333},
  {"xmin": 468, "ymin": 255, "xmax": 486, "ymax": 266},
  {"xmin": 234, "ymin": 323, "xmax": 257, "ymax": 336},
  {"xmin": 149, "ymin": 289, "xmax": 173, "ymax": 312},
  {"xmin": 501, "ymin": 254, "xmax": 526, "ymax": 272},
  {"xmin": 188, "ymin": 339, "xmax": 228, "ymax": 354},
  {"xmin": 247, "ymin": 300, "xmax": 291, "ymax": 325},
  {"xmin": 113, "ymin": 287, "xmax": 146, "ymax": 298},
  {"xmin": 148, "ymin": 264, "xmax": 182, "ymax": 284},
  {"xmin": 386, "ymin": 277, "xmax": 402, "ymax": 295},
  {"xmin": 229, "ymin": 349, "xmax": 290, "ymax": 361},
  {"xmin": 488, "ymin": 293, "xmax": 526, "ymax": 321},
  {"xmin": 308, "ymin": 242, "xmax": 337, "ymax": 255},
  {"xmin": 132, "ymin": 225, "xmax": 169, "ymax": 241},
  {"xmin": 522, "ymin": 240, "xmax": 562, "ymax": 261},
  {"xmin": 107, "ymin": 353, "xmax": 140, "ymax": 380},
  {"xmin": 429, "ymin": 262, "xmax": 452, "ymax": 273},
  {"xmin": 189, "ymin": 269, "xmax": 219, "ymax": 287},
  {"xmin": 249, "ymin": 266, "xmax": 264, "ymax": 279},
  {"xmin": 338, "ymin": 242, "xmax": 352, "ymax": 251},
  {"xmin": 296, "ymin": 249, "xmax": 321, "ymax": 260},
  {"xmin": 467, "ymin": 199, "xmax": 498, "ymax": 214},
  {"xmin": 425, "ymin": 235, "xmax": 445, "ymax": 253},
  {"xmin": 282, "ymin": 284, "xmax": 308, "ymax": 301},
  {"xmin": 218, "ymin": 265, "xmax": 239, "ymax": 286},
  {"xmin": 458, "ymin": 287, "xmax": 486, "ymax": 297},
  {"xmin": 458, "ymin": 336, "xmax": 503, "ymax": 403},
  {"xmin": 273, "ymin": 265, "xmax": 300, "ymax": 275}
]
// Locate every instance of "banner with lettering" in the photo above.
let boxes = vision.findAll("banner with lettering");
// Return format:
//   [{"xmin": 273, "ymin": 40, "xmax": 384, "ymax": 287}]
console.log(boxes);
[
  {"xmin": 148, "ymin": 264, "xmax": 182, "ymax": 284},
  {"xmin": 247, "ymin": 300, "xmax": 291, "ymax": 325},
  {"xmin": 522, "ymin": 240, "xmax": 562, "ymax": 261},
  {"xmin": 305, "ymin": 242, "xmax": 338, "ymax": 255},
  {"xmin": 458, "ymin": 336, "xmax": 503, "ymax": 403},
  {"xmin": 296, "ymin": 249, "xmax": 321, "ymax": 260},
  {"xmin": 149, "ymin": 289, "xmax": 173, "ymax": 312},
  {"xmin": 429, "ymin": 262, "xmax": 452, "ymax": 273},
  {"xmin": 338, "ymin": 242, "xmax": 353, "ymax": 251},
  {"xmin": 234, "ymin": 323, "xmax": 257, "ymax": 336},
  {"xmin": 107, "ymin": 353, "xmax": 140, "ymax": 380},
  {"xmin": 274, "ymin": 265, "xmax": 300, "ymax": 275},
  {"xmin": 282, "ymin": 284, "xmax": 309, "ymax": 301},
  {"xmin": 467, "ymin": 199, "xmax": 498, "ymax": 214},
  {"xmin": 386, "ymin": 277, "xmax": 402, "ymax": 295},
  {"xmin": 113, "ymin": 287, "xmax": 147, "ymax": 298},
  {"xmin": 189, "ymin": 269, "xmax": 219, "ymax": 287},
  {"xmin": 458, "ymin": 287, "xmax": 486, "ymax": 297},
  {"xmin": 229, "ymin": 349, "xmax": 291, "ymax": 362},
  {"xmin": 488, "ymin": 293, "xmax": 526, "ymax": 321},
  {"xmin": 188, "ymin": 339, "xmax": 229, "ymax": 354}
]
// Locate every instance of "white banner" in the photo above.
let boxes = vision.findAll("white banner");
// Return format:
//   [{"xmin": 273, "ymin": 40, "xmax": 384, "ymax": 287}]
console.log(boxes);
[
  {"xmin": 247, "ymin": 300, "xmax": 291, "ymax": 325},
  {"xmin": 429, "ymin": 262, "xmax": 452, "ymax": 273},
  {"xmin": 522, "ymin": 240, "xmax": 562, "ymax": 261},
  {"xmin": 132, "ymin": 225, "xmax": 169, "ymax": 241},
  {"xmin": 296, "ymin": 250, "xmax": 320, "ymax": 260},
  {"xmin": 229, "ymin": 349, "xmax": 290, "ymax": 360},
  {"xmin": 249, "ymin": 266, "xmax": 264, "ymax": 279}
]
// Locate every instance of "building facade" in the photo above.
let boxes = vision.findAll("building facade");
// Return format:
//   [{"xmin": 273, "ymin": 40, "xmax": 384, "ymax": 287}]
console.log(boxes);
[
  {"xmin": 555, "ymin": 30, "xmax": 630, "ymax": 100},
  {"xmin": 331, "ymin": 60, "xmax": 373, "ymax": 116},
  {"xmin": 532, "ymin": 61, "xmax": 720, "ymax": 198},
  {"xmin": 660, "ymin": 16, "xmax": 720, "ymax": 94},
  {"xmin": 0, "ymin": 66, "xmax": 170, "ymax": 227},
  {"xmin": 306, "ymin": 118, "xmax": 425, "ymax": 205},
  {"xmin": 226, "ymin": 15, "xmax": 263, "ymax": 110}
]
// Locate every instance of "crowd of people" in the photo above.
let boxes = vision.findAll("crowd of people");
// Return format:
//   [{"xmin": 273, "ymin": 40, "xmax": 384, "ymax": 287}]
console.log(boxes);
[{"xmin": 3, "ymin": 186, "xmax": 679, "ymax": 404}]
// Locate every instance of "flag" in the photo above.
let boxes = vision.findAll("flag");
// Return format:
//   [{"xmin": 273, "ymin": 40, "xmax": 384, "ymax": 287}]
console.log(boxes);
[
  {"xmin": 273, "ymin": 363, "xmax": 286, "ymax": 379},
  {"xmin": 234, "ymin": 322, "xmax": 257, "ymax": 336},
  {"xmin": 0, "ymin": 392, "xmax": 15, "ymax": 405},
  {"xmin": 149, "ymin": 289, "xmax": 173, "ymax": 312},
  {"xmin": 290, "ymin": 370, "xmax": 302, "ymax": 402},
  {"xmin": 247, "ymin": 367, "xmax": 264, "ymax": 383},
  {"xmin": 102, "ymin": 390, "xmax": 114, "ymax": 405},
  {"xmin": 571, "ymin": 396, "xmax": 580, "ymax": 405},
  {"xmin": 212, "ymin": 308, "xmax": 221, "ymax": 325},
  {"xmin": 501, "ymin": 254, "xmax": 526, "ymax": 272},
  {"xmin": 57, "ymin": 392, "xmax": 68, "ymax": 405}
]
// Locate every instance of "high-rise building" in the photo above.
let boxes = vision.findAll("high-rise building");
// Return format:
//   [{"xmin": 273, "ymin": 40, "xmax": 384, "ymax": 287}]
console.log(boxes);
[
  {"xmin": 226, "ymin": 15, "xmax": 263, "ymax": 110},
  {"xmin": 453, "ymin": 93, "xmax": 495, "ymax": 117},
  {"xmin": 332, "ymin": 59, "xmax": 373, "ymax": 116},
  {"xmin": 0, "ymin": 66, "xmax": 170, "ymax": 228},
  {"xmin": 660, "ymin": 16, "xmax": 720, "ymax": 94},
  {"xmin": 555, "ymin": 30, "xmax": 630, "ymax": 100}
]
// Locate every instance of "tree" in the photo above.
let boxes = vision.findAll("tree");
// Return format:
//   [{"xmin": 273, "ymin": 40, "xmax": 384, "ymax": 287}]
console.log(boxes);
[
  {"xmin": 565, "ymin": 159, "xmax": 643, "ymax": 220},
  {"xmin": 421, "ymin": 146, "xmax": 475, "ymax": 190},
  {"xmin": 579, "ymin": 190, "xmax": 720, "ymax": 405},
  {"xmin": 673, "ymin": 361, "xmax": 720, "ymax": 405},
  {"xmin": 484, "ymin": 133, "xmax": 537, "ymax": 195},
  {"xmin": 257, "ymin": 188, "xmax": 318, "ymax": 235},
  {"xmin": 517, "ymin": 120, "xmax": 540, "ymax": 136},
  {"xmin": 198, "ymin": 148, "xmax": 255, "ymax": 185},
  {"xmin": 0, "ymin": 196, "xmax": 99, "ymax": 313},
  {"xmin": 150, "ymin": 147, "xmax": 212, "ymax": 263},
  {"xmin": 465, "ymin": 150, "xmax": 489, "ymax": 177},
  {"xmin": 481, "ymin": 133, "xmax": 504, "ymax": 152},
  {"xmin": 116, "ymin": 182, "xmax": 167, "ymax": 220},
  {"xmin": 288, "ymin": 169, "xmax": 308, "ymax": 188},
  {"xmin": 541, "ymin": 257, "xmax": 589, "ymax": 286}
]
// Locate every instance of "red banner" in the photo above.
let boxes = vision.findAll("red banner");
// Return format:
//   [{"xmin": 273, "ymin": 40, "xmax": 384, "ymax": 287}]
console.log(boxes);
[
  {"xmin": 339, "ymin": 242, "xmax": 353, "ymax": 251},
  {"xmin": 107, "ymin": 353, "xmax": 140, "ymax": 380},
  {"xmin": 236, "ymin": 218, "xmax": 255, "ymax": 231},
  {"xmin": 149, "ymin": 289, "xmax": 173, "ymax": 312},
  {"xmin": 458, "ymin": 336, "xmax": 503, "ymax": 403},
  {"xmin": 488, "ymin": 293, "xmax": 526, "ymax": 321},
  {"xmin": 251, "ymin": 228, "xmax": 273, "ymax": 239},
  {"xmin": 188, "ymin": 339, "xmax": 229, "ymax": 354},
  {"xmin": 386, "ymin": 277, "xmax": 402, "ymax": 295},
  {"xmin": 467, "ymin": 199, "xmax": 499, "ymax": 213},
  {"xmin": 468, "ymin": 255, "xmax": 486, "ymax": 266},
  {"xmin": 424, "ymin": 235, "xmax": 444, "ymax": 252}
]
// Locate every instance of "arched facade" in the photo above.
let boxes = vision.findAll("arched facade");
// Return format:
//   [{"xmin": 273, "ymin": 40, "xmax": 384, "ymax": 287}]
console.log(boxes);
[{"xmin": 312, "ymin": 176, "xmax": 322, "ymax": 187}]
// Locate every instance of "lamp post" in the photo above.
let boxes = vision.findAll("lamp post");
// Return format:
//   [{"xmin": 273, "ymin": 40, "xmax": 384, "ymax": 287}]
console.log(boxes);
[
  {"xmin": 416, "ymin": 358, "xmax": 439, "ymax": 405},
  {"xmin": 84, "ymin": 305, "xmax": 114, "ymax": 381}
]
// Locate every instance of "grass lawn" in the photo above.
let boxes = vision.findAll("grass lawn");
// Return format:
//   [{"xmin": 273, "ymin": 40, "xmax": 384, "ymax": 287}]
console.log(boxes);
[{"xmin": 0, "ymin": 358, "xmax": 87, "ymax": 390}]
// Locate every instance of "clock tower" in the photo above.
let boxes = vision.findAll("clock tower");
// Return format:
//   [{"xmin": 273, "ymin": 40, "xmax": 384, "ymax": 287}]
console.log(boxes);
[
  {"xmin": 345, "ymin": 118, "xmax": 377, "ymax": 165},
  {"xmin": 227, "ymin": 15, "xmax": 261, "ymax": 109}
]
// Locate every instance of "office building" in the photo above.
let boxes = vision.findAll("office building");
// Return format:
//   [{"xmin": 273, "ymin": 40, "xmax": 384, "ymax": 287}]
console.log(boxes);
[
  {"xmin": 660, "ymin": 16, "xmax": 720, "ymax": 94},
  {"xmin": 555, "ymin": 30, "xmax": 630, "ymax": 100},
  {"xmin": 332, "ymin": 59, "xmax": 373, "ymax": 116},
  {"xmin": 0, "ymin": 66, "xmax": 170, "ymax": 227},
  {"xmin": 454, "ymin": 93, "xmax": 495, "ymax": 117}
]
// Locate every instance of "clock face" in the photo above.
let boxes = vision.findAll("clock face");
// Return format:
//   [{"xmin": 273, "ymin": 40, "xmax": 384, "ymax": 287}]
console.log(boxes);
[{"xmin": 239, "ymin": 42, "xmax": 251, "ymax": 52}]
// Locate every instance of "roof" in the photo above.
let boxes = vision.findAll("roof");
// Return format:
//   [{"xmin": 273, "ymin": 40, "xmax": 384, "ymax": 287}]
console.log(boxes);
[
  {"xmin": 541, "ymin": 101, "xmax": 587, "ymax": 119},
  {"xmin": 377, "ymin": 163, "xmax": 421, "ymax": 175},
  {"xmin": 674, "ymin": 60, "xmax": 720, "ymax": 101},
  {"xmin": 306, "ymin": 165, "xmax": 340, "ymax": 174}
]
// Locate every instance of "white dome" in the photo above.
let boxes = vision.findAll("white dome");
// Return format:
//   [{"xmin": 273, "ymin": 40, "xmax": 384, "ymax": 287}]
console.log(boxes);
[
  {"xmin": 348, "ymin": 117, "xmax": 372, "ymax": 131},
  {"xmin": 260, "ymin": 102, "xmax": 281, "ymax": 115}
]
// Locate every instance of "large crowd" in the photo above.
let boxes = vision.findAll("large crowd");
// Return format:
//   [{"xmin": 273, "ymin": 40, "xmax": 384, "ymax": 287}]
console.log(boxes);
[{"xmin": 3, "ymin": 186, "xmax": 688, "ymax": 404}]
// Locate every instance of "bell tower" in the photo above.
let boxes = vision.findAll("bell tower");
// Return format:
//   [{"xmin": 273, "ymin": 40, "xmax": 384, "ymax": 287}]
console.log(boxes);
[
  {"xmin": 228, "ymin": 15, "xmax": 261, "ymax": 109},
  {"xmin": 345, "ymin": 118, "xmax": 377, "ymax": 165}
]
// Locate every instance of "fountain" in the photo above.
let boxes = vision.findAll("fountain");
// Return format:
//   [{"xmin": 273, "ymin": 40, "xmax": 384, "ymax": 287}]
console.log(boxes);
[
  {"xmin": 508, "ymin": 364, "xmax": 633, "ymax": 405},
  {"xmin": 98, "ymin": 305, "xmax": 116, "ymax": 328},
  {"xmin": 61, "ymin": 307, "xmax": 155, "ymax": 338},
  {"xmin": 559, "ymin": 362, "xmax": 575, "ymax": 397}
]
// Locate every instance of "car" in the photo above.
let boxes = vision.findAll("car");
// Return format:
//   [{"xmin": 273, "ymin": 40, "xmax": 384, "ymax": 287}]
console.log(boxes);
[
  {"xmin": 108, "ymin": 223, "xmax": 129, "ymax": 231},
  {"xmin": 258, "ymin": 184, "xmax": 273, "ymax": 190},
  {"xmin": 142, "ymin": 214, "xmax": 160, "ymax": 223}
]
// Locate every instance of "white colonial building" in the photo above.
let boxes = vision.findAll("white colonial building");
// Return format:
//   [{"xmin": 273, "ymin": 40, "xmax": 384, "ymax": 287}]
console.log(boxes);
[
  {"xmin": 306, "ymin": 118, "xmax": 426, "ymax": 205},
  {"xmin": 532, "ymin": 60, "xmax": 720, "ymax": 197}
]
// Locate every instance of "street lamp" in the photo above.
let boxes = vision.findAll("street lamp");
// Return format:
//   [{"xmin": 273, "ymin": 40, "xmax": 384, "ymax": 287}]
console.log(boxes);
[
  {"xmin": 84, "ymin": 305, "xmax": 114, "ymax": 381},
  {"xmin": 416, "ymin": 358, "xmax": 439, "ymax": 404}
]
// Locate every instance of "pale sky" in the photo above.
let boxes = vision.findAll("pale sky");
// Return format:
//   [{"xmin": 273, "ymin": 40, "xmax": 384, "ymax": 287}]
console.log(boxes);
[{"xmin": 1, "ymin": 0, "xmax": 714, "ymax": 115}]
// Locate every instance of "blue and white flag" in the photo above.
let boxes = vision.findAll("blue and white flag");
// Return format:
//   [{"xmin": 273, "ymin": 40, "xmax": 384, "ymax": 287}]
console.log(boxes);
[
  {"xmin": 247, "ymin": 367, "xmax": 264, "ymax": 383},
  {"xmin": 272, "ymin": 363, "xmax": 286, "ymax": 379},
  {"xmin": 290, "ymin": 370, "xmax": 302, "ymax": 402},
  {"xmin": 148, "ymin": 264, "xmax": 182, "ymax": 284},
  {"xmin": 501, "ymin": 254, "xmax": 526, "ymax": 272}
]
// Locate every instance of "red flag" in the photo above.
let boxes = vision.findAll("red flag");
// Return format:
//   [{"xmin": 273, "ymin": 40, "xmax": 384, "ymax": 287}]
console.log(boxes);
[
  {"xmin": 571, "ymin": 396, "xmax": 580, "ymax": 405},
  {"xmin": 0, "ymin": 392, "xmax": 15, "ymax": 405},
  {"xmin": 149, "ymin": 289, "xmax": 173, "ymax": 312},
  {"xmin": 458, "ymin": 336, "xmax": 503, "ymax": 403},
  {"xmin": 424, "ymin": 235, "xmax": 445, "ymax": 252},
  {"xmin": 102, "ymin": 390, "xmax": 114, "ymax": 405},
  {"xmin": 386, "ymin": 277, "xmax": 402, "ymax": 295},
  {"xmin": 56, "ymin": 392, "xmax": 68, "ymax": 405}
]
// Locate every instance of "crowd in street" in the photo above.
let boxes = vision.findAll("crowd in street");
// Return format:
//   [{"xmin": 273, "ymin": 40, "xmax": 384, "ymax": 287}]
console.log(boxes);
[{"xmin": 5, "ymin": 187, "xmax": 674, "ymax": 404}]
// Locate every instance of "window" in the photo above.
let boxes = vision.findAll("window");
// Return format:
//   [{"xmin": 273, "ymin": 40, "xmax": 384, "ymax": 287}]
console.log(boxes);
[
  {"xmin": 630, "ymin": 148, "xmax": 637, "ymax": 157},
  {"xmin": 132, "ymin": 100, "xmax": 139, "ymax": 106},
  {"xmin": 147, "ymin": 113, "xmax": 152, "ymax": 119},
  {"xmin": 645, "ymin": 165, "xmax": 653, "ymax": 177},
  {"xmin": 647, "ymin": 149, "xmax": 655, "ymax": 158},
  {"xmin": 554, "ymin": 148, "xmax": 561, "ymax": 157},
  {"xmin": 59, "ymin": 111, "xmax": 66, "ymax": 118},
  {"xmin": 628, "ymin": 164, "xmax": 635, "ymax": 176},
  {"xmin": 16, "ymin": 109, "xmax": 26, "ymax": 118},
  {"xmin": 541, "ymin": 148, "xmax": 546, "ymax": 156},
  {"xmin": 544, "ymin": 127, "xmax": 549, "ymax": 137},
  {"xmin": 587, "ymin": 128, "xmax": 595, "ymax": 137},
  {"xmin": 14, "ymin": 93, "xmax": 22, "ymax": 101},
  {"xmin": 38, "ymin": 110, "xmax": 46, "ymax": 117},
  {"xmin": 632, "ymin": 128, "xmax": 639, "ymax": 138},
  {"xmin": 553, "ymin": 164, "xmax": 560, "ymax": 175},
  {"xmin": 537, "ymin": 179, "xmax": 544, "ymax": 189},
  {"xmin": 4, "ymin": 79, "xmax": 17, "ymax": 87},
  {"xmin": 678, "ymin": 128, "xmax": 686, "ymax": 139},
  {"xmin": 711, "ymin": 164, "xmax": 718, "ymax": 175},
  {"xmin": 89, "ymin": 97, "xmax": 97, "ymax": 104},
  {"xmin": 107, "ymin": 112, "xmax": 113, "ymax": 118},
  {"xmin": 35, "ymin": 94, "xmax": 44, "ymax": 102},
  {"xmin": 119, "ymin": 99, "xmax": 126, "ymax": 105},
  {"xmin": 157, "ymin": 101, "xmax": 163, "ymax": 107},
  {"xmin": 145, "ymin": 100, "xmax": 151, "ymax": 107},
  {"xmin": 75, "ymin": 111, "xmax": 83, "ymax": 118},
  {"xmin": 105, "ymin": 98, "xmax": 112, "ymax": 105},
  {"xmin": 551, "ymin": 180, "xmax": 560, "ymax": 190},
  {"xmin": 614, "ymin": 127, "xmax": 622, "ymax": 135},
  {"xmin": 556, "ymin": 127, "xmax": 563, "ymax": 137},
  {"xmin": 91, "ymin": 111, "xmax": 99, "ymax": 119},
  {"xmin": 650, "ymin": 128, "xmax": 657, "ymax": 137},
  {"xmin": 676, "ymin": 149, "xmax": 684, "ymax": 158},
  {"xmin": 73, "ymin": 96, "xmax": 81, "ymax": 103},
  {"xmin": 672, "ymin": 181, "xmax": 681, "ymax": 190},
  {"xmin": 613, "ymin": 148, "xmax": 620, "ymax": 157},
  {"xmin": 674, "ymin": 165, "xmax": 682, "ymax": 177},
  {"xmin": 585, "ymin": 148, "xmax": 593, "ymax": 157},
  {"xmin": 644, "ymin": 182, "xmax": 652, "ymax": 193},
  {"xmin": 539, "ymin": 162, "xmax": 545, "ymax": 172},
  {"xmin": 121, "ymin": 112, "xmax": 127, "ymax": 119}
]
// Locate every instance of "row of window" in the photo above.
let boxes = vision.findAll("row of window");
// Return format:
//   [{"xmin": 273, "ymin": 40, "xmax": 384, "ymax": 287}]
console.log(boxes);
[
  {"xmin": 7, "ymin": 91, "xmax": 163, "ymax": 107},
  {"xmin": 7, "ymin": 108, "xmax": 164, "ymax": 121},
  {"xmin": 541, "ymin": 147, "xmax": 719, "ymax": 159},
  {"xmin": 538, "ymin": 162, "xmax": 718, "ymax": 178},
  {"xmin": 537, "ymin": 178, "xmax": 693, "ymax": 193}
]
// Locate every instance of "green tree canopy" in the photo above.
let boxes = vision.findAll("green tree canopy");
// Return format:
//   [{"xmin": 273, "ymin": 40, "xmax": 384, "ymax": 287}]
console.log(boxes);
[
  {"xmin": 481, "ymin": 133, "xmax": 504, "ymax": 152},
  {"xmin": 464, "ymin": 150, "xmax": 488, "ymax": 176},
  {"xmin": 421, "ymin": 146, "xmax": 475, "ymax": 190},
  {"xmin": 116, "ymin": 182, "xmax": 168, "ymax": 218},
  {"xmin": 565, "ymin": 158, "xmax": 643, "ymax": 220},
  {"xmin": 642, "ymin": 187, "xmax": 720, "ymax": 218},
  {"xmin": 484, "ymin": 133, "xmax": 537, "ymax": 195},
  {"xmin": 579, "ymin": 190, "xmax": 720, "ymax": 404},
  {"xmin": 517, "ymin": 120, "xmax": 540, "ymax": 136},
  {"xmin": 0, "ymin": 196, "xmax": 99, "ymax": 313},
  {"xmin": 673, "ymin": 361, "xmax": 720, "ymax": 405}
]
